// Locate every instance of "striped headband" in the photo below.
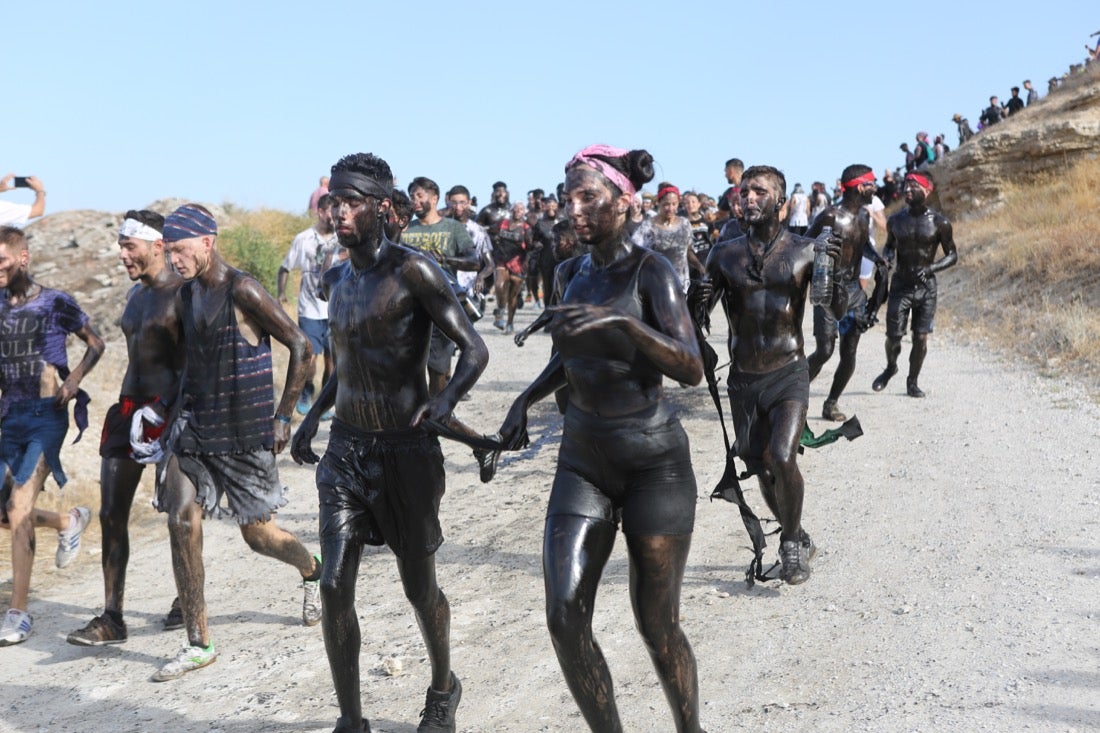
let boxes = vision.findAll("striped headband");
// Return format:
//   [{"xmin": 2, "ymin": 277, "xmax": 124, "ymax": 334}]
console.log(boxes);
[
  {"xmin": 118, "ymin": 218, "xmax": 162, "ymax": 242},
  {"xmin": 163, "ymin": 205, "xmax": 218, "ymax": 242},
  {"xmin": 565, "ymin": 144, "xmax": 636, "ymax": 197}
]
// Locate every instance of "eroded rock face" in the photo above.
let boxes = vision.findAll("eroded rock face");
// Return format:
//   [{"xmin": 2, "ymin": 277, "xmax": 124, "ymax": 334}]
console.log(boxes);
[
  {"xmin": 21, "ymin": 200, "xmax": 235, "ymax": 338},
  {"xmin": 932, "ymin": 69, "xmax": 1100, "ymax": 217}
]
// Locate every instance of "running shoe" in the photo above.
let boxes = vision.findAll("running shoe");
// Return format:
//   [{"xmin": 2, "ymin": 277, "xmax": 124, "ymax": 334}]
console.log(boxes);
[
  {"xmin": 68, "ymin": 613, "xmax": 127, "ymax": 646},
  {"xmin": 56, "ymin": 506, "xmax": 91, "ymax": 568},
  {"xmin": 163, "ymin": 597, "xmax": 184, "ymax": 631},
  {"xmin": 296, "ymin": 394, "xmax": 312, "ymax": 415},
  {"xmin": 418, "ymin": 672, "xmax": 461, "ymax": 733},
  {"xmin": 0, "ymin": 608, "xmax": 32, "ymax": 646},
  {"xmin": 872, "ymin": 365, "xmax": 897, "ymax": 392},
  {"xmin": 152, "ymin": 642, "xmax": 217, "ymax": 682},
  {"xmin": 302, "ymin": 554, "xmax": 322, "ymax": 626},
  {"xmin": 779, "ymin": 540, "xmax": 812, "ymax": 585},
  {"xmin": 821, "ymin": 400, "xmax": 846, "ymax": 423}
]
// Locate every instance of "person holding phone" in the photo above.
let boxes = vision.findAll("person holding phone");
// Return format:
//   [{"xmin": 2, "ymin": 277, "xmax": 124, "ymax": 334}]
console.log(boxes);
[{"xmin": 0, "ymin": 175, "xmax": 47, "ymax": 227}]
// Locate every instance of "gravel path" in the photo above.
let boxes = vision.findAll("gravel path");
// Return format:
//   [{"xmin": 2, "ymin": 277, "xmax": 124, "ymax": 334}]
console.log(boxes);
[{"xmin": 2, "ymin": 305, "xmax": 1097, "ymax": 733}]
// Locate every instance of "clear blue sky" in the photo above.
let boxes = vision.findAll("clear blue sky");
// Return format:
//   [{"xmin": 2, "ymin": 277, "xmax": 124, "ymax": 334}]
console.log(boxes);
[{"xmin": 6, "ymin": 1, "xmax": 1096, "ymax": 216}]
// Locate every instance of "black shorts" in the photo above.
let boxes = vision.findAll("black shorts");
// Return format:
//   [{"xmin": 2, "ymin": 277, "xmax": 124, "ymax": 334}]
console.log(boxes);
[
  {"xmin": 726, "ymin": 360, "xmax": 809, "ymax": 477},
  {"xmin": 550, "ymin": 402, "xmax": 697, "ymax": 536},
  {"xmin": 813, "ymin": 280, "xmax": 869, "ymax": 338},
  {"xmin": 886, "ymin": 276, "xmax": 937, "ymax": 339},
  {"xmin": 428, "ymin": 325, "xmax": 456, "ymax": 375},
  {"xmin": 316, "ymin": 419, "xmax": 446, "ymax": 559}
]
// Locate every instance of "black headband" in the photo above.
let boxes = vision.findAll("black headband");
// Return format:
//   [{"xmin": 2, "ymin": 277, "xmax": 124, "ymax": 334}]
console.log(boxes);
[{"xmin": 328, "ymin": 171, "xmax": 393, "ymax": 200}]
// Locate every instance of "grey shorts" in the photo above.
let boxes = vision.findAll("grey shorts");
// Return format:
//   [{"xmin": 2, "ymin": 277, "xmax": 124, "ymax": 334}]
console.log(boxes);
[
  {"xmin": 159, "ymin": 449, "xmax": 288, "ymax": 525},
  {"xmin": 428, "ymin": 324, "xmax": 456, "ymax": 374}
]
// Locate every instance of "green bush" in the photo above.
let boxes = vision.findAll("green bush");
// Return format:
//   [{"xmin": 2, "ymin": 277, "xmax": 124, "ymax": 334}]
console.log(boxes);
[{"xmin": 219, "ymin": 225, "xmax": 285, "ymax": 293}]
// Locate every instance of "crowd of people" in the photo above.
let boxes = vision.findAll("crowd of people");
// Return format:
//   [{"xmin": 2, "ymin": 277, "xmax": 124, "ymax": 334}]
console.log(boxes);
[{"xmin": 0, "ymin": 139, "xmax": 964, "ymax": 733}]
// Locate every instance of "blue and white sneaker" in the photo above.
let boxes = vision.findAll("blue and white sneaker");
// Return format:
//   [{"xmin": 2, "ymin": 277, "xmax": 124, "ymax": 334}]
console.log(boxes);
[
  {"xmin": 56, "ymin": 506, "xmax": 91, "ymax": 568},
  {"xmin": 0, "ymin": 608, "xmax": 33, "ymax": 646}
]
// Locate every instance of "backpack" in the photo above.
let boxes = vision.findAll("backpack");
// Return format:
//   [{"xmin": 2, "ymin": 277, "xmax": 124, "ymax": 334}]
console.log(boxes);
[{"xmin": 919, "ymin": 140, "xmax": 936, "ymax": 163}]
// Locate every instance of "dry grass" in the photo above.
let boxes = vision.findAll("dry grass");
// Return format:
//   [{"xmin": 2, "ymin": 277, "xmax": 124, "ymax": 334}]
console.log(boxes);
[{"xmin": 941, "ymin": 157, "xmax": 1100, "ymax": 388}]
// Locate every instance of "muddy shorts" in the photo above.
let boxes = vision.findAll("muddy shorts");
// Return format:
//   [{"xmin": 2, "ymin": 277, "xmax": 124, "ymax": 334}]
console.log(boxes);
[
  {"xmin": 159, "ymin": 448, "xmax": 288, "ymax": 525},
  {"xmin": 813, "ymin": 279, "xmax": 869, "ymax": 338},
  {"xmin": 550, "ymin": 402, "xmax": 697, "ymax": 536},
  {"xmin": 886, "ymin": 275, "xmax": 937, "ymax": 339},
  {"xmin": 316, "ymin": 419, "xmax": 446, "ymax": 559},
  {"xmin": 0, "ymin": 397, "xmax": 69, "ymax": 489},
  {"xmin": 726, "ymin": 359, "xmax": 809, "ymax": 477},
  {"xmin": 99, "ymin": 396, "xmax": 161, "ymax": 460}
]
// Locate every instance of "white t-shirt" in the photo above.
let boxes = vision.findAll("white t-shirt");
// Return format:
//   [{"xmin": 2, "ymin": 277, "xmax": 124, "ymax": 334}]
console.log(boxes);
[
  {"xmin": 456, "ymin": 219, "xmax": 491, "ymax": 292},
  {"xmin": 0, "ymin": 201, "xmax": 32, "ymax": 228},
  {"xmin": 861, "ymin": 195, "xmax": 886, "ymax": 277},
  {"xmin": 281, "ymin": 227, "xmax": 340, "ymax": 320}
]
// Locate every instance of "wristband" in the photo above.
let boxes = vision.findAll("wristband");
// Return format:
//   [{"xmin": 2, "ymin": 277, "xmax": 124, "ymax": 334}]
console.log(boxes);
[{"xmin": 275, "ymin": 414, "xmax": 291, "ymax": 424}]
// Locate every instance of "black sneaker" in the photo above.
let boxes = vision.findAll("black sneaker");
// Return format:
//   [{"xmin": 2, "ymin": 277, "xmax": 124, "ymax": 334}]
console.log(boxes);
[
  {"xmin": 418, "ymin": 672, "xmax": 461, "ymax": 733},
  {"xmin": 872, "ymin": 365, "xmax": 897, "ymax": 392},
  {"xmin": 473, "ymin": 445, "xmax": 500, "ymax": 484},
  {"xmin": 67, "ymin": 613, "xmax": 128, "ymax": 646},
  {"xmin": 906, "ymin": 379, "xmax": 925, "ymax": 398},
  {"xmin": 779, "ymin": 540, "xmax": 811, "ymax": 585},
  {"xmin": 163, "ymin": 597, "xmax": 184, "ymax": 631}
]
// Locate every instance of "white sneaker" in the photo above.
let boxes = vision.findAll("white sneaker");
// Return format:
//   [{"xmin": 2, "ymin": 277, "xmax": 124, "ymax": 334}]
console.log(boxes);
[
  {"xmin": 56, "ymin": 506, "xmax": 91, "ymax": 568},
  {"xmin": 152, "ymin": 642, "xmax": 218, "ymax": 682},
  {"xmin": 0, "ymin": 608, "xmax": 33, "ymax": 646}
]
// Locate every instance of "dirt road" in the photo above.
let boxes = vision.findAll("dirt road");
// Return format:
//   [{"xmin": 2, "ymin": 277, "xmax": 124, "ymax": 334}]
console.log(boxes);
[{"xmin": 1, "ymin": 305, "xmax": 1097, "ymax": 732}]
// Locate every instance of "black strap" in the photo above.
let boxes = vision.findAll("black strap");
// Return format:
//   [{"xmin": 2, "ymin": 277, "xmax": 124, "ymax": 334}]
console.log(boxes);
[{"xmin": 421, "ymin": 419, "xmax": 504, "ymax": 452}]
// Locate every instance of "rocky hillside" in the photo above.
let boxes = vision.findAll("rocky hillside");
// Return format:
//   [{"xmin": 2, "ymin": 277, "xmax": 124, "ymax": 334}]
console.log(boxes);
[
  {"xmin": 23, "ymin": 199, "xmax": 238, "ymax": 340},
  {"xmin": 933, "ymin": 66, "xmax": 1100, "ymax": 216}
]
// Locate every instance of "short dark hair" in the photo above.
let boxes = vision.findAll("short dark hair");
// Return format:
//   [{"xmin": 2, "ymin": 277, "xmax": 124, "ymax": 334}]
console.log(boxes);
[
  {"xmin": 492, "ymin": 181, "xmax": 507, "ymax": 190},
  {"xmin": 408, "ymin": 176, "xmax": 439, "ymax": 198},
  {"xmin": 331, "ymin": 153, "xmax": 394, "ymax": 189},
  {"xmin": 446, "ymin": 184, "xmax": 470, "ymax": 199},
  {"xmin": 123, "ymin": 209, "xmax": 165, "ymax": 233},
  {"xmin": 1011, "ymin": 86, "xmax": 1020, "ymax": 93},
  {"xmin": 317, "ymin": 193, "xmax": 332, "ymax": 209},
  {"xmin": 725, "ymin": 158, "xmax": 744, "ymax": 170},
  {"xmin": 0, "ymin": 226, "xmax": 26, "ymax": 250},
  {"xmin": 740, "ymin": 165, "xmax": 787, "ymax": 201},
  {"xmin": 391, "ymin": 190, "xmax": 414, "ymax": 223}
]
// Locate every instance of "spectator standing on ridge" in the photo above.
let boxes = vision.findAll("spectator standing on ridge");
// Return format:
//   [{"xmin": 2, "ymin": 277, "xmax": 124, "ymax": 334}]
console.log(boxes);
[
  {"xmin": 980, "ymin": 96, "xmax": 1004, "ymax": 128},
  {"xmin": 914, "ymin": 133, "xmax": 935, "ymax": 168},
  {"xmin": 0, "ymin": 175, "xmax": 47, "ymax": 228},
  {"xmin": 1005, "ymin": 87, "xmax": 1025, "ymax": 116},
  {"xmin": 952, "ymin": 113, "xmax": 974, "ymax": 145},
  {"xmin": 900, "ymin": 143, "xmax": 916, "ymax": 173},
  {"xmin": 1023, "ymin": 79, "xmax": 1039, "ymax": 105}
]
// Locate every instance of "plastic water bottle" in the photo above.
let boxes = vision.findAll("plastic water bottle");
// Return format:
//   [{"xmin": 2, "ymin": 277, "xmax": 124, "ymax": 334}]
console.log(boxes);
[{"xmin": 810, "ymin": 226, "xmax": 834, "ymax": 306}]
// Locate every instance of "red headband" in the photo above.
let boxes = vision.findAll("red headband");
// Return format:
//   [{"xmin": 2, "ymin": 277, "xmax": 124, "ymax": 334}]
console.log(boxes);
[
  {"xmin": 657, "ymin": 185, "xmax": 680, "ymax": 201},
  {"xmin": 841, "ymin": 172, "xmax": 876, "ymax": 190},
  {"xmin": 905, "ymin": 173, "xmax": 934, "ymax": 191}
]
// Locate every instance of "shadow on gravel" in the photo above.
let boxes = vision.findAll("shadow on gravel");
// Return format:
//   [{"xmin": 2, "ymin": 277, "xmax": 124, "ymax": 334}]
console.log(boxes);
[{"xmin": 0, "ymin": 682, "xmax": 339, "ymax": 732}]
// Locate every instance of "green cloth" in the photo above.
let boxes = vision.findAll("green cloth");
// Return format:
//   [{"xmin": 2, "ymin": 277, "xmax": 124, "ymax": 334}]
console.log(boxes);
[{"xmin": 799, "ymin": 416, "xmax": 863, "ymax": 448}]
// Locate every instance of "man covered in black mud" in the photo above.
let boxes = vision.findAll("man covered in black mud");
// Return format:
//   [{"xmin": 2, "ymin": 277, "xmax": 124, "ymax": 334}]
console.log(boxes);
[
  {"xmin": 291, "ymin": 153, "xmax": 488, "ymax": 733},
  {"xmin": 701, "ymin": 165, "xmax": 844, "ymax": 585},
  {"xmin": 871, "ymin": 170, "xmax": 958, "ymax": 398}
]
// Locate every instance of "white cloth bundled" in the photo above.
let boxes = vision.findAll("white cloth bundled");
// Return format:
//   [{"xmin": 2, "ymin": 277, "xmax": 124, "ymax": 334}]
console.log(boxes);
[{"xmin": 129, "ymin": 405, "xmax": 166, "ymax": 464}]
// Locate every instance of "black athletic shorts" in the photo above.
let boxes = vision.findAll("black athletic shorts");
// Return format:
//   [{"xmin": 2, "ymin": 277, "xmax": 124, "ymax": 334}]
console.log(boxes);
[
  {"xmin": 813, "ymin": 279, "xmax": 869, "ymax": 338},
  {"xmin": 550, "ymin": 401, "xmax": 697, "ymax": 536},
  {"xmin": 886, "ymin": 275, "xmax": 937, "ymax": 339},
  {"xmin": 316, "ymin": 419, "xmax": 446, "ymax": 559},
  {"xmin": 726, "ymin": 359, "xmax": 809, "ymax": 478}
]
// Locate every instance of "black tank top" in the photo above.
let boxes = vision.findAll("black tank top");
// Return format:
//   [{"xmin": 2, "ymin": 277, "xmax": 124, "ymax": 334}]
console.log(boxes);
[{"xmin": 178, "ymin": 272, "xmax": 275, "ymax": 454}]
